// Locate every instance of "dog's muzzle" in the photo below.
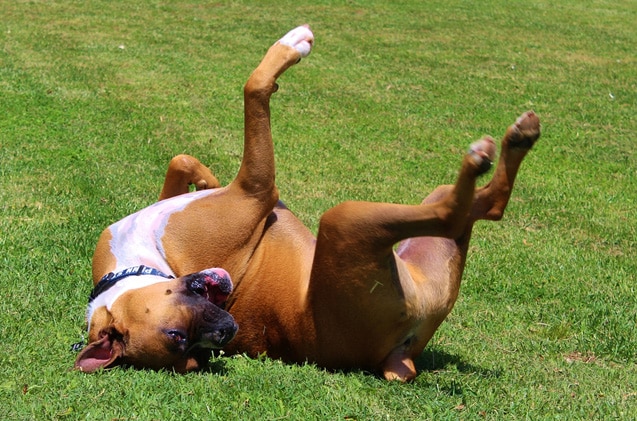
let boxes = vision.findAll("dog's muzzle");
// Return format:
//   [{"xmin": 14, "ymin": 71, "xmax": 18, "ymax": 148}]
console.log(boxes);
[{"xmin": 184, "ymin": 268, "xmax": 237, "ymax": 348}]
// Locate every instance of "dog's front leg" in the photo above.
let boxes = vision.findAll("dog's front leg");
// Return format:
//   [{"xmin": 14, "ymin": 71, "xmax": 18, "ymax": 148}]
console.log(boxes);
[
  {"xmin": 158, "ymin": 154, "xmax": 221, "ymax": 201},
  {"xmin": 232, "ymin": 25, "xmax": 313, "ymax": 204},
  {"xmin": 159, "ymin": 27, "xmax": 313, "ymax": 278}
]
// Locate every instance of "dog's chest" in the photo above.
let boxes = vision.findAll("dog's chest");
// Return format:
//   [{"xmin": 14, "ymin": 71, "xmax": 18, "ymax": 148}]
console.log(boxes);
[{"xmin": 107, "ymin": 189, "xmax": 219, "ymax": 273}]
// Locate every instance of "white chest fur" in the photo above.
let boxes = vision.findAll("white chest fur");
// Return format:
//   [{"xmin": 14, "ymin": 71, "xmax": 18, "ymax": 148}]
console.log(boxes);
[{"xmin": 107, "ymin": 189, "xmax": 220, "ymax": 273}]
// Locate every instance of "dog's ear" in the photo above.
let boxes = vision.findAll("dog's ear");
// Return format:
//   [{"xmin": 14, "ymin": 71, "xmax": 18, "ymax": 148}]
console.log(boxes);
[{"xmin": 74, "ymin": 327, "xmax": 125, "ymax": 372}]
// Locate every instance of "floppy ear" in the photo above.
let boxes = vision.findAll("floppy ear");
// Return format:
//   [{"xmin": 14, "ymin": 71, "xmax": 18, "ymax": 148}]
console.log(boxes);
[{"xmin": 74, "ymin": 328, "xmax": 125, "ymax": 373}]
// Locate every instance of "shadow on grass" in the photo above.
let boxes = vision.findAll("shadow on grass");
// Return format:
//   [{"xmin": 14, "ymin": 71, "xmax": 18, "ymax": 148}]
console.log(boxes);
[
  {"xmin": 203, "ymin": 357, "xmax": 231, "ymax": 376},
  {"xmin": 68, "ymin": 346, "xmax": 498, "ymax": 384},
  {"xmin": 415, "ymin": 347, "xmax": 502, "ymax": 379}
]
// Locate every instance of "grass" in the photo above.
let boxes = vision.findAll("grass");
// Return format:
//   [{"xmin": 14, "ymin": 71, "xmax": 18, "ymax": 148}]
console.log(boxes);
[{"xmin": 1, "ymin": 0, "xmax": 635, "ymax": 419}]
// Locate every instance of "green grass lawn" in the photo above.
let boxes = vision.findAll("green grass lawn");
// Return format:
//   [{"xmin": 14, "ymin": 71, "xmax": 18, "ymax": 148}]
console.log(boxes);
[{"xmin": 1, "ymin": 0, "xmax": 635, "ymax": 419}]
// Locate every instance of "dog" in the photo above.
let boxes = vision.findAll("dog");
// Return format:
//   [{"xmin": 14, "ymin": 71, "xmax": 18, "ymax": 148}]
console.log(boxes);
[{"xmin": 74, "ymin": 25, "xmax": 540, "ymax": 381}]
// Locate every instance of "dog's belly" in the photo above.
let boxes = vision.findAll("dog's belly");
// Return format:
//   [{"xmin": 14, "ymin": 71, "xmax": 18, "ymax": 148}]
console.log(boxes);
[{"xmin": 107, "ymin": 189, "xmax": 222, "ymax": 274}]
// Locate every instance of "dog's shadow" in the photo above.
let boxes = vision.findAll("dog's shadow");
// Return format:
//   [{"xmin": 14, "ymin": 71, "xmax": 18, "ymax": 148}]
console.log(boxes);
[
  {"xmin": 415, "ymin": 347, "xmax": 502, "ymax": 378},
  {"xmin": 204, "ymin": 348, "xmax": 501, "ymax": 387},
  {"xmin": 202, "ymin": 357, "xmax": 231, "ymax": 376},
  {"xmin": 408, "ymin": 348, "xmax": 502, "ymax": 396}
]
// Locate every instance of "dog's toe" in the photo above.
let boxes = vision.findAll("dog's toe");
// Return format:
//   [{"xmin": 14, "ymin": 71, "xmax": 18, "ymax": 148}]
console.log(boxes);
[
  {"xmin": 508, "ymin": 111, "xmax": 541, "ymax": 149},
  {"xmin": 468, "ymin": 136, "xmax": 496, "ymax": 174}
]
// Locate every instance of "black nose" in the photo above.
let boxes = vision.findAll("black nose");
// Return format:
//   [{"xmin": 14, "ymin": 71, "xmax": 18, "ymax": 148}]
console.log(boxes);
[
  {"xmin": 187, "ymin": 276, "xmax": 207, "ymax": 296},
  {"xmin": 185, "ymin": 269, "xmax": 233, "ymax": 306}
]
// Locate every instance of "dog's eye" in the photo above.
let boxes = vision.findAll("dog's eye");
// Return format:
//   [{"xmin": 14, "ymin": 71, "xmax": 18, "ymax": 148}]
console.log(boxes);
[{"xmin": 166, "ymin": 330, "xmax": 188, "ymax": 345}]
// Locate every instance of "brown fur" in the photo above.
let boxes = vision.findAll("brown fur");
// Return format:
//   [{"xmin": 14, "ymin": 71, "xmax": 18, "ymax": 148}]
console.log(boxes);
[{"xmin": 76, "ymin": 27, "xmax": 540, "ymax": 381}]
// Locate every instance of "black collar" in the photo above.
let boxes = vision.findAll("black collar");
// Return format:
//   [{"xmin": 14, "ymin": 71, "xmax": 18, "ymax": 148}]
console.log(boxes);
[{"xmin": 88, "ymin": 265, "xmax": 174, "ymax": 303}]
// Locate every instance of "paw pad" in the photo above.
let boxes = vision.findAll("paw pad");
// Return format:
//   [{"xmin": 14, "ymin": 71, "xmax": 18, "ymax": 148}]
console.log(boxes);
[{"xmin": 510, "ymin": 111, "xmax": 541, "ymax": 149}]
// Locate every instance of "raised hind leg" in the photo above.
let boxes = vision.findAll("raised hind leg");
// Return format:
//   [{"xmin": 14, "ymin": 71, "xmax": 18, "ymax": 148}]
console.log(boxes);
[
  {"xmin": 307, "ymin": 136, "xmax": 496, "ymax": 380},
  {"xmin": 471, "ymin": 110, "xmax": 541, "ymax": 222},
  {"xmin": 390, "ymin": 111, "xmax": 541, "ymax": 380},
  {"xmin": 398, "ymin": 111, "xmax": 541, "ymax": 262}
]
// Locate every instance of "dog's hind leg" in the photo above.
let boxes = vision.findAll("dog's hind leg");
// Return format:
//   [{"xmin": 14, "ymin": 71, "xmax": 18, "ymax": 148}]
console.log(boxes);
[
  {"xmin": 307, "ymin": 111, "xmax": 539, "ymax": 381},
  {"xmin": 158, "ymin": 154, "xmax": 221, "ymax": 201},
  {"xmin": 307, "ymin": 135, "xmax": 496, "ymax": 380},
  {"xmin": 397, "ymin": 110, "xmax": 541, "ymax": 268},
  {"xmin": 468, "ymin": 110, "xmax": 541, "ymax": 222},
  {"xmin": 390, "ymin": 111, "xmax": 540, "ymax": 379}
]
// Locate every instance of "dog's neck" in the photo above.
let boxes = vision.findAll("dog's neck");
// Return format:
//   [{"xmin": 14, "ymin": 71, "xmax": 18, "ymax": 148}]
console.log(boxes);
[{"xmin": 89, "ymin": 265, "xmax": 174, "ymax": 302}]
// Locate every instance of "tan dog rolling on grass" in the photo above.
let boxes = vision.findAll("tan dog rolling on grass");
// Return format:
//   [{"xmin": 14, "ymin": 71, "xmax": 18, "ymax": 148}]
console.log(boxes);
[{"xmin": 75, "ymin": 25, "xmax": 540, "ymax": 381}]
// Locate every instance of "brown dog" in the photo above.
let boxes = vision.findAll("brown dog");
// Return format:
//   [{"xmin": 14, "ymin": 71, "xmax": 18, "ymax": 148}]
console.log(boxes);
[{"xmin": 75, "ymin": 25, "xmax": 540, "ymax": 381}]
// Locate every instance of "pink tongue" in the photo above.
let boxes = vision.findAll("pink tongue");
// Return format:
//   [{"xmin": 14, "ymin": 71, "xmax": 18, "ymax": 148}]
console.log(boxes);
[{"xmin": 204, "ymin": 276, "xmax": 230, "ymax": 306}]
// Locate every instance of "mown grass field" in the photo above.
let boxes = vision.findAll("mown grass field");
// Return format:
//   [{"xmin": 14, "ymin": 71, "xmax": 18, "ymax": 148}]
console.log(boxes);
[{"xmin": 1, "ymin": 0, "xmax": 635, "ymax": 419}]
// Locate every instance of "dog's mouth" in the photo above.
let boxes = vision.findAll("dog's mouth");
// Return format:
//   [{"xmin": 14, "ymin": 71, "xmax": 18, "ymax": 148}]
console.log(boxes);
[{"xmin": 185, "ymin": 269, "xmax": 233, "ymax": 307}]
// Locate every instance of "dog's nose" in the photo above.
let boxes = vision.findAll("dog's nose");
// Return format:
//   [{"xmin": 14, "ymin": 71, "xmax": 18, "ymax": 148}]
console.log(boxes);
[
  {"xmin": 187, "ymin": 276, "xmax": 207, "ymax": 296},
  {"xmin": 185, "ymin": 268, "xmax": 233, "ymax": 306}
]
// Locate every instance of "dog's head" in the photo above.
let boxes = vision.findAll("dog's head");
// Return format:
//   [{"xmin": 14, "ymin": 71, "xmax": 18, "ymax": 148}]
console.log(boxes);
[{"xmin": 75, "ymin": 268, "xmax": 237, "ymax": 373}]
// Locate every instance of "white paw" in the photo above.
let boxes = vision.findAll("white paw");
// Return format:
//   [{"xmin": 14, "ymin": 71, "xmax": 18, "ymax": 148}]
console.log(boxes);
[
  {"xmin": 278, "ymin": 25, "xmax": 314, "ymax": 57},
  {"xmin": 468, "ymin": 136, "xmax": 496, "ymax": 169}
]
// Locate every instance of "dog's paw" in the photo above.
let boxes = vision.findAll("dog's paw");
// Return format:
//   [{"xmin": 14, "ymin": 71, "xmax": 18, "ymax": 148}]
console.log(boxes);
[
  {"xmin": 507, "ymin": 110, "xmax": 541, "ymax": 149},
  {"xmin": 468, "ymin": 136, "xmax": 496, "ymax": 174},
  {"xmin": 278, "ymin": 25, "xmax": 314, "ymax": 58}
]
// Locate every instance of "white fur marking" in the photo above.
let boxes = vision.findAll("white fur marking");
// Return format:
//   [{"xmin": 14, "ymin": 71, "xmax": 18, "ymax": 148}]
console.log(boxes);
[
  {"xmin": 107, "ymin": 189, "xmax": 220, "ymax": 274},
  {"xmin": 278, "ymin": 25, "xmax": 314, "ymax": 58}
]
